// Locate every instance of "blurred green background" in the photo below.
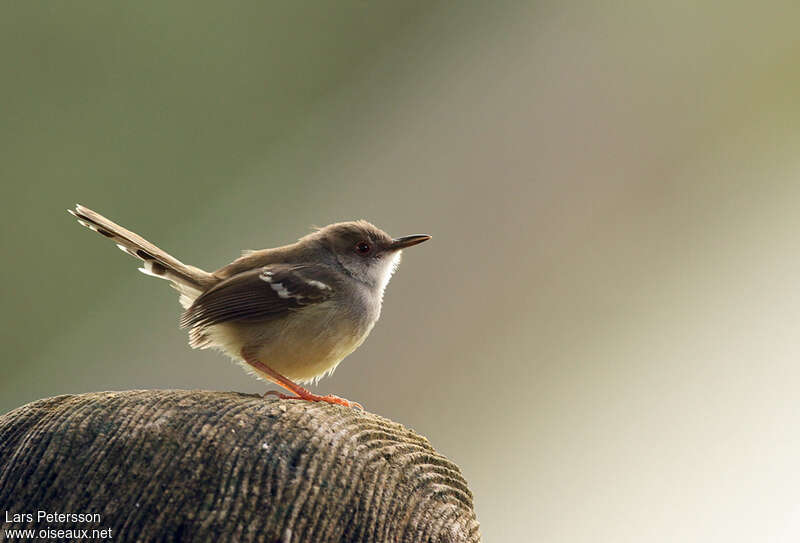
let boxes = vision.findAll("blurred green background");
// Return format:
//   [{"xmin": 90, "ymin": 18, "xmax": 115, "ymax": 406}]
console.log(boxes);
[{"xmin": 4, "ymin": 2, "xmax": 800, "ymax": 541}]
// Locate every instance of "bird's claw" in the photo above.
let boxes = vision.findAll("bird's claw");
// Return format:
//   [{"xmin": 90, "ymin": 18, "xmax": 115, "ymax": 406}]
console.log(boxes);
[
  {"xmin": 318, "ymin": 394, "xmax": 364, "ymax": 410},
  {"xmin": 262, "ymin": 390, "xmax": 363, "ymax": 410}
]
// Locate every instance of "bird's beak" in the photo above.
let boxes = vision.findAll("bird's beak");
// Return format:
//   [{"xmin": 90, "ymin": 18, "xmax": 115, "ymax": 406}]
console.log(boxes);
[{"xmin": 390, "ymin": 234, "xmax": 431, "ymax": 250}]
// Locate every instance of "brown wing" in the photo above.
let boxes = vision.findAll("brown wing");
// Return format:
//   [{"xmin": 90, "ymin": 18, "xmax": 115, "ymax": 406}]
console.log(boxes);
[{"xmin": 180, "ymin": 264, "xmax": 334, "ymax": 329}]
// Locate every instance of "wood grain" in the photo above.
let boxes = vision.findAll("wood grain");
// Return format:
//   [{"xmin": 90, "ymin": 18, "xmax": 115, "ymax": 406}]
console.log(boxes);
[{"xmin": 0, "ymin": 390, "xmax": 481, "ymax": 542}]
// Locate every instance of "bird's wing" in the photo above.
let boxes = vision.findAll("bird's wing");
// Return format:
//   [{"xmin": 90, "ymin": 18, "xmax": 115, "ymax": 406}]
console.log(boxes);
[{"xmin": 180, "ymin": 264, "xmax": 334, "ymax": 329}]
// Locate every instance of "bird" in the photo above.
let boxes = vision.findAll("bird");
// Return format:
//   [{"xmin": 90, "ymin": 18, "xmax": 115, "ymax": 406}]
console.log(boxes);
[{"xmin": 68, "ymin": 204, "xmax": 430, "ymax": 408}]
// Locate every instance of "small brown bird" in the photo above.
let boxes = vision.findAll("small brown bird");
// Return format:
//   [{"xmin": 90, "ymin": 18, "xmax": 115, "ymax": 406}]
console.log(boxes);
[{"xmin": 69, "ymin": 205, "xmax": 430, "ymax": 408}]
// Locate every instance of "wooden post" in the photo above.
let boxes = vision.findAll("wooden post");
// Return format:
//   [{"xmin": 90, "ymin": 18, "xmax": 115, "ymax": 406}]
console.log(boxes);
[{"xmin": 0, "ymin": 390, "xmax": 481, "ymax": 542}]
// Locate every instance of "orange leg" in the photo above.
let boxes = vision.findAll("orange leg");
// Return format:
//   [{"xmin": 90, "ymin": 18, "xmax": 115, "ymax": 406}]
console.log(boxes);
[{"xmin": 241, "ymin": 349, "xmax": 363, "ymax": 409}]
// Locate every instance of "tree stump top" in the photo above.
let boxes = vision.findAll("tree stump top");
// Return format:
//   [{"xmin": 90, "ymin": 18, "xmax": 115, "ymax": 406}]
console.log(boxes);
[{"xmin": 0, "ymin": 389, "xmax": 481, "ymax": 543}]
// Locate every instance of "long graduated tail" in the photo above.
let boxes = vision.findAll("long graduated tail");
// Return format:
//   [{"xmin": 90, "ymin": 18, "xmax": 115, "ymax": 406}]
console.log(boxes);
[{"xmin": 68, "ymin": 204, "xmax": 217, "ymax": 308}]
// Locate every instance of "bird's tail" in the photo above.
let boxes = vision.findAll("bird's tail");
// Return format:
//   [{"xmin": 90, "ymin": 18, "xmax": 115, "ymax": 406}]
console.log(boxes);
[{"xmin": 68, "ymin": 204, "xmax": 216, "ymax": 308}]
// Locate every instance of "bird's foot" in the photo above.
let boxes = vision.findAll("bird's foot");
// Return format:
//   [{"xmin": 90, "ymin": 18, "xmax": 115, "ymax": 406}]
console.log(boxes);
[{"xmin": 262, "ymin": 390, "xmax": 363, "ymax": 410}]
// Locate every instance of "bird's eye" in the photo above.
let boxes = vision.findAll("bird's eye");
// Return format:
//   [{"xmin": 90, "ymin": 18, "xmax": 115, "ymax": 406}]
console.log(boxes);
[{"xmin": 354, "ymin": 241, "xmax": 372, "ymax": 255}]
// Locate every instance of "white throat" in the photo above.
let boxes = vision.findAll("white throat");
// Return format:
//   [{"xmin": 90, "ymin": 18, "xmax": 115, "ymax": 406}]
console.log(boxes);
[{"xmin": 376, "ymin": 251, "xmax": 402, "ymax": 300}]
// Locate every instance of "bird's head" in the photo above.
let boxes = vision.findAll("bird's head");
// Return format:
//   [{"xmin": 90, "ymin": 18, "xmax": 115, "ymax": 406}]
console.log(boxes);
[{"xmin": 312, "ymin": 220, "xmax": 430, "ymax": 293}]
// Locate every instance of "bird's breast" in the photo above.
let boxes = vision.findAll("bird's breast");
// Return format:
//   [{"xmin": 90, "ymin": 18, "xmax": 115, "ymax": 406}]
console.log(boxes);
[{"xmin": 228, "ymin": 300, "xmax": 375, "ymax": 384}]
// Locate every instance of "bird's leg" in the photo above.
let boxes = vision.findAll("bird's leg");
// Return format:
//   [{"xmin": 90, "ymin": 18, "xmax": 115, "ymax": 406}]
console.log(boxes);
[{"xmin": 241, "ymin": 349, "xmax": 363, "ymax": 409}]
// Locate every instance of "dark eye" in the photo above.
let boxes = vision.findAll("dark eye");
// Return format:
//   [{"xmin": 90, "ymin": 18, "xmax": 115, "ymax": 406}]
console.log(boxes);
[{"xmin": 354, "ymin": 241, "xmax": 372, "ymax": 255}]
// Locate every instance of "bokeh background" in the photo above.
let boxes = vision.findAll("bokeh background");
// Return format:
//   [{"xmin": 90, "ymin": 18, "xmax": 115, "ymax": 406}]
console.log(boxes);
[{"xmin": 3, "ymin": 2, "xmax": 800, "ymax": 541}]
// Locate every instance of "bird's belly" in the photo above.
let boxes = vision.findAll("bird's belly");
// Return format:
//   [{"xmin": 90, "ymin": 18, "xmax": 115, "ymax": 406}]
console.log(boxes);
[{"xmin": 214, "ymin": 302, "xmax": 371, "ymax": 384}]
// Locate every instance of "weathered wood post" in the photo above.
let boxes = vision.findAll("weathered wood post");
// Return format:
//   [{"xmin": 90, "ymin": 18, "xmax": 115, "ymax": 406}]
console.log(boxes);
[{"xmin": 0, "ymin": 390, "xmax": 481, "ymax": 542}]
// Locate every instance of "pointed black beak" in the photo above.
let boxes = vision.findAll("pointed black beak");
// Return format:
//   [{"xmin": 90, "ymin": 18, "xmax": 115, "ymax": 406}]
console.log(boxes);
[{"xmin": 390, "ymin": 234, "xmax": 431, "ymax": 250}]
